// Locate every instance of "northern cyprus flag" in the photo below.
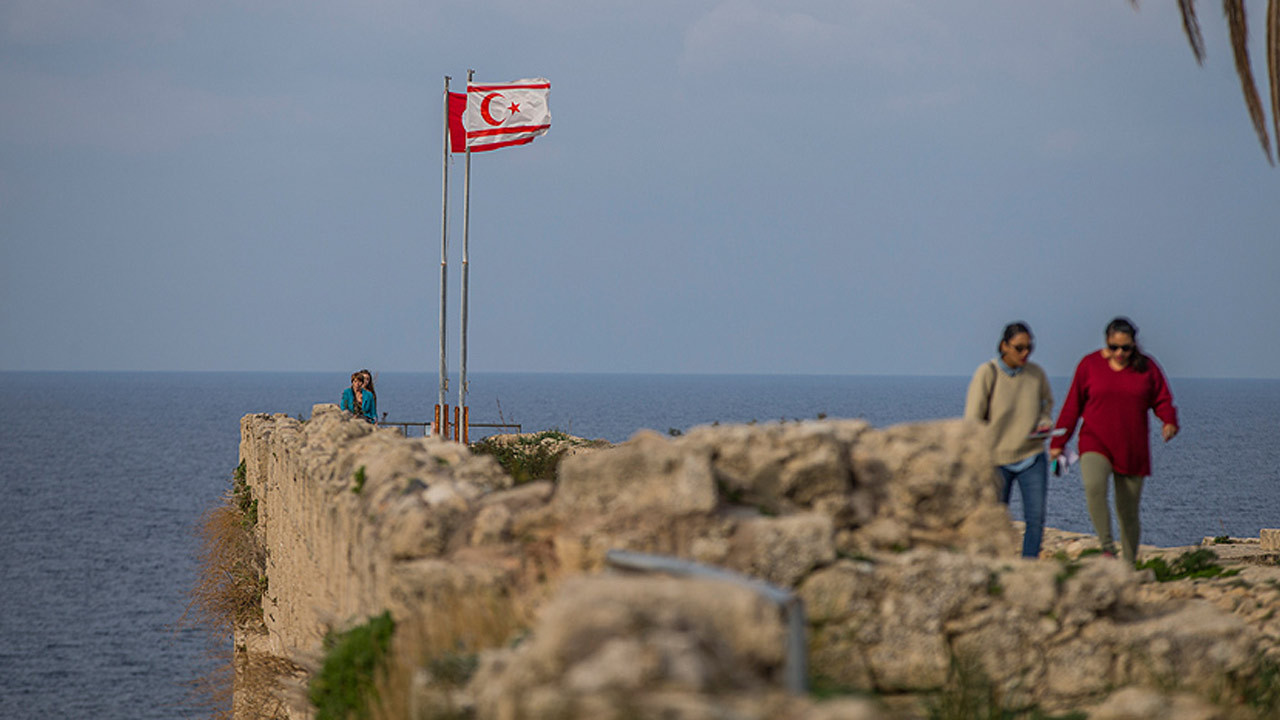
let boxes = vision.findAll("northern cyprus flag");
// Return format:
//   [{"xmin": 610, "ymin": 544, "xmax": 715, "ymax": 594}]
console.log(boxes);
[{"xmin": 462, "ymin": 78, "xmax": 551, "ymax": 152}]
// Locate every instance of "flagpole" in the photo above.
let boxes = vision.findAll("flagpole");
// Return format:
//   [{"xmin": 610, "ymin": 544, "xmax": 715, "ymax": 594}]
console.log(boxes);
[
  {"xmin": 437, "ymin": 76, "xmax": 451, "ymax": 433},
  {"xmin": 458, "ymin": 68, "xmax": 474, "ymax": 441}
]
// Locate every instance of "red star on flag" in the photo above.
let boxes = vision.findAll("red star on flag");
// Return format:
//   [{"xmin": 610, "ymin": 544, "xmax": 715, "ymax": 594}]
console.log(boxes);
[{"xmin": 508, "ymin": 101, "xmax": 521, "ymax": 114}]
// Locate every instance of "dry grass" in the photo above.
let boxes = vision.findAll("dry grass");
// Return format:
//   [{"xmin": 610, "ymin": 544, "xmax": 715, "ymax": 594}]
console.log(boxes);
[
  {"xmin": 189, "ymin": 501, "xmax": 266, "ymax": 634},
  {"xmin": 234, "ymin": 651, "xmax": 307, "ymax": 720},
  {"xmin": 371, "ymin": 587, "xmax": 531, "ymax": 720},
  {"xmin": 182, "ymin": 470, "xmax": 300, "ymax": 719}
]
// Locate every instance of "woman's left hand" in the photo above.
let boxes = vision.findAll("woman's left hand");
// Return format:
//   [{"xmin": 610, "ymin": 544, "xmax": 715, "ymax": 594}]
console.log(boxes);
[{"xmin": 1162, "ymin": 423, "xmax": 1179, "ymax": 442}]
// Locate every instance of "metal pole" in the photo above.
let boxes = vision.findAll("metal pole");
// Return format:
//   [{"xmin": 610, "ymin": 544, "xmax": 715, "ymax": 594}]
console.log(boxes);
[
  {"xmin": 459, "ymin": 68, "xmax": 473, "ymax": 421},
  {"xmin": 437, "ymin": 76, "xmax": 451, "ymax": 427}
]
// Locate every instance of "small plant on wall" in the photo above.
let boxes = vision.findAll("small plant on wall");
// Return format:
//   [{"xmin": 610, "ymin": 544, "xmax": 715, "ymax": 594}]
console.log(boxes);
[{"xmin": 309, "ymin": 612, "xmax": 396, "ymax": 720}]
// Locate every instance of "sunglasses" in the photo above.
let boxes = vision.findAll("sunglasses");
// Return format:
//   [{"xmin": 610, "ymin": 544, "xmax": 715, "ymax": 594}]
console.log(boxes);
[
  {"xmin": 1108, "ymin": 344, "xmax": 1134, "ymax": 352},
  {"xmin": 1008, "ymin": 343, "xmax": 1034, "ymax": 353}
]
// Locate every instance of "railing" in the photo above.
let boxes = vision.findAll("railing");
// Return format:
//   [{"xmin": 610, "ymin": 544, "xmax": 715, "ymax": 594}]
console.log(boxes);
[{"xmin": 377, "ymin": 416, "xmax": 521, "ymax": 439}]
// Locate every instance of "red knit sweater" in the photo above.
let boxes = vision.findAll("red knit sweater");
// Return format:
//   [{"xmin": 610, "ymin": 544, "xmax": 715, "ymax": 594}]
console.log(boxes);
[{"xmin": 1050, "ymin": 350, "xmax": 1179, "ymax": 477}]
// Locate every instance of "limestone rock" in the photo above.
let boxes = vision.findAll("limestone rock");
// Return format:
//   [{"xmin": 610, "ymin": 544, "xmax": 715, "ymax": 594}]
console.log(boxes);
[
  {"xmin": 846, "ymin": 419, "xmax": 1017, "ymax": 556},
  {"xmin": 469, "ymin": 575, "xmax": 791, "ymax": 719},
  {"xmin": 555, "ymin": 430, "xmax": 718, "ymax": 518},
  {"xmin": 685, "ymin": 421, "xmax": 868, "ymax": 514},
  {"xmin": 1090, "ymin": 687, "xmax": 1224, "ymax": 720},
  {"xmin": 1115, "ymin": 601, "xmax": 1259, "ymax": 689},
  {"xmin": 729, "ymin": 512, "xmax": 836, "ymax": 587}
]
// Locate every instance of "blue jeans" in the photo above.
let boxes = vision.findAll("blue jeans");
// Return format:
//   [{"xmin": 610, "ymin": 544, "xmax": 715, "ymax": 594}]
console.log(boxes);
[{"xmin": 999, "ymin": 452, "xmax": 1048, "ymax": 558}]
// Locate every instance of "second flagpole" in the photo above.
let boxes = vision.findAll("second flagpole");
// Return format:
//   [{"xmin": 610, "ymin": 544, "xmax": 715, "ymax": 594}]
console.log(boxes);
[
  {"xmin": 458, "ymin": 69, "xmax": 474, "ymax": 442},
  {"xmin": 437, "ymin": 76, "xmax": 451, "ymax": 434}
]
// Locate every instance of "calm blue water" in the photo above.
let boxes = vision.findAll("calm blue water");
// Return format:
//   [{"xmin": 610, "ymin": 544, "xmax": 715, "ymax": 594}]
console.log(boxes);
[{"xmin": 1, "ymin": 371, "xmax": 1277, "ymax": 718}]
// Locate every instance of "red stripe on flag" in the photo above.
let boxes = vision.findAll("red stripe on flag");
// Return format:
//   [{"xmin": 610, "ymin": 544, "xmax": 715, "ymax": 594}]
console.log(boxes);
[
  {"xmin": 447, "ymin": 92, "xmax": 467, "ymax": 153},
  {"xmin": 468, "ymin": 82, "xmax": 550, "ymax": 92},
  {"xmin": 465, "ymin": 124, "xmax": 551, "ymax": 140},
  {"xmin": 467, "ymin": 136, "xmax": 537, "ymax": 152}
]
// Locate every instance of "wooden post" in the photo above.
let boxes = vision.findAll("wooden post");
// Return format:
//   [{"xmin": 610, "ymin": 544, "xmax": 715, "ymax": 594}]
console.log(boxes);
[
  {"xmin": 433, "ymin": 404, "xmax": 441, "ymax": 436},
  {"xmin": 443, "ymin": 404, "xmax": 450, "ymax": 438},
  {"xmin": 453, "ymin": 406, "xmax": 460, "ymax": 442},
  {"xmin": 462, "ymin": 406, "xmax": 469, "ymax": 444}
]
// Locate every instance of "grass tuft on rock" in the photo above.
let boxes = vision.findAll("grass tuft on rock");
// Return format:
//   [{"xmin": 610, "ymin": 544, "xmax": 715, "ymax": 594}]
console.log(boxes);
[{"xmin": 310, "ymin": 611, "xmax": 396, "ymax": 720}]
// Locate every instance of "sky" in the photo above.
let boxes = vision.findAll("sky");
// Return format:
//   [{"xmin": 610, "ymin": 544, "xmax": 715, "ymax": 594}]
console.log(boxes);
[{"xmin": 2, "ymin": 0, "xmax": 1278, "ymax": 379}]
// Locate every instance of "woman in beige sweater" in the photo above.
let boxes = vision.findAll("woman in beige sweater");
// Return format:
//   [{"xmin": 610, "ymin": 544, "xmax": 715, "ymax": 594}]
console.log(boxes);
[{"xmin": 964, "ymin": 322, "xmax": 1054, "ymax": 558}]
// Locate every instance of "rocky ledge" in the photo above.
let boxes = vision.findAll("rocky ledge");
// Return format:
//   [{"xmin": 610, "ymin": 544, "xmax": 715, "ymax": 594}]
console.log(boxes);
[{"xmin": 234, "ymin": 409, "xmax": 1280, "ymax": 720}]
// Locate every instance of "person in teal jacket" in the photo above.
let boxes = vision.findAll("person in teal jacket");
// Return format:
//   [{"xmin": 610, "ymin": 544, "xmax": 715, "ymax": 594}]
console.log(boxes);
[{"xmin": 340, "ymin": 369, "xmax": 377, "ymax": 423}]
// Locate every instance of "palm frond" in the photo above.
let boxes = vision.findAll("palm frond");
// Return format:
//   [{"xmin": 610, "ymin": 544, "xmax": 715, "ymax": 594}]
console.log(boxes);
[
  {"xmin": 1224, "ymin": 0, "xmax": 1274, "ymax": 164},
  {"xmin": 1179, "ymin": 0, "xmax": 1207, "ymax": 64},
  {"xmin": 1268, "ymin": 0, "xmax": 1280, "ymax": 156}
]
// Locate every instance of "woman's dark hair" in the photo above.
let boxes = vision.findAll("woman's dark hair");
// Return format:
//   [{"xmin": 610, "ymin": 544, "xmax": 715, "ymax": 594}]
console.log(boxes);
[
  {"xmin": 1105, "ymin": 316, "xmax": 1148, "ymax": 372},
  {"xmin": 997, "ymin": 321, "xmax": 1033, "ymax": 354},
  {"xmin": 359, "ymin": 368, "xmax": 376, "ymax": 400}
]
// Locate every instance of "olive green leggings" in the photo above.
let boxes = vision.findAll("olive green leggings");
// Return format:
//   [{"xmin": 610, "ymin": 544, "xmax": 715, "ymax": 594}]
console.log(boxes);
[{"xmin": 1079, "ymin": 452, "xmax": 1145, "ymax": 564}]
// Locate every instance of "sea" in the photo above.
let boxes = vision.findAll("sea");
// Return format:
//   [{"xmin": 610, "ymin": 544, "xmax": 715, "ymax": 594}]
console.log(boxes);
[{"xmin": 1, "ymin": 371, "xmax": 1277, "ymax": 719}]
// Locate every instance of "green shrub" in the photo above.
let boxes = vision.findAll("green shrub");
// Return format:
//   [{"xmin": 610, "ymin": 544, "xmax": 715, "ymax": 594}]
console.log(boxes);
[
  {"xmin": 231, "ymin": 460, "xmax": 257, "ymax": 529},
  {"xmin": 352, "ymin": 466, "xmax": 366, "ymax": 495},
  {"xmin": 470, "ymin": 431, "xmax": 578, "ymax": 485},
  {"xmin": 1137, "ymin": 548, "xmax": 1240, "ymax": 582},
  {"xmin": 310, "ymin": 611, "xmax": 396, "ymax": 720}
]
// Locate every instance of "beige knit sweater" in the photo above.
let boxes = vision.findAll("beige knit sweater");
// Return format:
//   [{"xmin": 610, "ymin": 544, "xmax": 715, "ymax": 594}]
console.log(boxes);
[{"xmin": 963, "ymin": 360, "xmax": 1053, "ymax": 466}]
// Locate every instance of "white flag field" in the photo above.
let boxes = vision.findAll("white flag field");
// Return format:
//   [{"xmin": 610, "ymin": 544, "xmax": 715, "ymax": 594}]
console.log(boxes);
[{"xmin": 464, "ymin": 78, "xmax": 551, "ymax": 152}]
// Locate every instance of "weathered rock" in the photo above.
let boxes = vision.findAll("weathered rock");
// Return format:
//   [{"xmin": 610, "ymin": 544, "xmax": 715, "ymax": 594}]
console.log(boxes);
[
  {"xmin": 729, "ymin": 513, "xmax": 836, "ymax": 587},
  {"xmin": 469, "ymin": 575, "xmax": 794, "ymax": 719},
  {"xmin": 846, "ymin": 420, "xmax": 1018, "ymax": 556},
  {"xmin": 1089, "ymin": 687, "xmax": 1224, "ymax": 720},
  {"xmin": 1115, "ymin": 601, "xmax": 1259, "ymax": 690},
  {"xmin": 685, "ymin": 421, "xmax": 868, "ymax": 514},
  {"xmin": 555, "ymin": 430, "xmax": 718, "ymax": 518}
]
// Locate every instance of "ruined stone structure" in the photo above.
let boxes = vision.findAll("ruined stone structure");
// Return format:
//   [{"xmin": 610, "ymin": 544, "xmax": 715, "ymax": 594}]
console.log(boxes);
[{"xmin": 235, "ymin": 405, "xmax": 1279, "ymax": 720}]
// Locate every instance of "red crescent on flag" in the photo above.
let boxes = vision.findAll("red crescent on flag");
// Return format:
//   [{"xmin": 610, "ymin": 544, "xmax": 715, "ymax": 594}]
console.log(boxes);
[{"xmin": 479, "ymin": 92, "xmax": 505, "ymax": 126}]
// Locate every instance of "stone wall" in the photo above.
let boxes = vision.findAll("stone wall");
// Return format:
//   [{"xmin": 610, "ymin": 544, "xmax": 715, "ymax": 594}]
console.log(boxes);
[{"xmin": 236, "ymin": 406, "xmax": 1277, "ymax": 720}]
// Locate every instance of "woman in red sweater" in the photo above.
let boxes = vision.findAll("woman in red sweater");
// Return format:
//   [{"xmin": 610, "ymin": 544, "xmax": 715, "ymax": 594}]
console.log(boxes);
[{"xmin": 1050, "ymin": 317, "xmax": 1179, "ymax": 564}]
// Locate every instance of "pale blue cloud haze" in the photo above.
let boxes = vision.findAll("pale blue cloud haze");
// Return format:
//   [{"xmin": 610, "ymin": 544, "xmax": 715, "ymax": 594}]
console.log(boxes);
[{"xmin": 2, "ymin": 0, "xmax": 1277, "ymax": 378}]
